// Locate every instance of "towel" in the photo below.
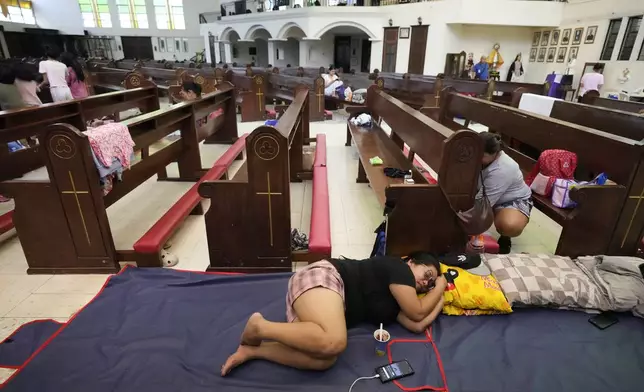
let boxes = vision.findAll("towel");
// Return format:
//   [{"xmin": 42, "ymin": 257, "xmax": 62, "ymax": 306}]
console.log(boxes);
[{"xmin": 85, "ymin": 123, "xmax": 135, "ymax": 169}]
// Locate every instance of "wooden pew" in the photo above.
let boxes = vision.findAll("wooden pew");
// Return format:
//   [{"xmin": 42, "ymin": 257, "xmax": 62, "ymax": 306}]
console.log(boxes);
[
  {"xmin": 581, "ymin": 95, "xmax": 644, "ymax": 114},
  {"xmin": 267, "ymin": 73, "xmax": 330, "ymax": 122},
  {"xmin": 0, "ymin": 85, "xmax": 238, "ymax": 274},
  {"xmin": 0, "ymin": 78, "xmax": 160, "ymax": 182},
  {"xmin": 345, "ymin": 86, "xmax": 483, "ymax": 255},
  {"xmin": 199, "ymin": 85, "xmax": 332, "ymax": 272},
  {"xmin": 436, "ymin": 88, "xmax": 635, "ymax": 257}
]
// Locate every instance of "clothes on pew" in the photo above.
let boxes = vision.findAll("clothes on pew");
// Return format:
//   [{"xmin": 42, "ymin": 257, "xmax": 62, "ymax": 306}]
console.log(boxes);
[
  {"xmin": 324, "ymin": 80, "xmax": 343, "ymax": 96},
  {"xmin": 369, "ymin": 156, "xmax": 383, "ymax": 166},
  {"xmin": 383, "ymin": 167, "xmax": 410, "ymax": 178},
  {"xmin": 7, "ymin": 141, "xmax": 26, "ymax": 152},
  {"xmin": 349, "ymin": 113, "xmax": 372, "ymax": 127},
  {"xmin": 85, "ymin": 123, "xmax": 135, "ymax": 169}
]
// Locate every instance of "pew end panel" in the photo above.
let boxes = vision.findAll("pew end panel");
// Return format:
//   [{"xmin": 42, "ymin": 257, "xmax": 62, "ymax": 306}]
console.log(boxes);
[
  {"xmin": 385, "ymin": 184, "xmax": 467, "ymax": 256},
  {"xmin": 1, "ymin": 124, "xmax": 120, "ymax": 274},
  {"xmin": 438, "ymin": 130, "xmax": 484, "ymax": 212},
  {"xmin": 554, "ymin": 185, "xmax": 626, "ymax": 257}
]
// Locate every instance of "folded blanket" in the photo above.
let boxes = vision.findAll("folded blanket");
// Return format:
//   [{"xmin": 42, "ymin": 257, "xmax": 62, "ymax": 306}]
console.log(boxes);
[
  {"xmin": 85, "ymin": 123, "xmax": 135, "ymax": 169},
  {"xmin": 576, "ymin": 256, "xmax": 644, "ymax": 318}
]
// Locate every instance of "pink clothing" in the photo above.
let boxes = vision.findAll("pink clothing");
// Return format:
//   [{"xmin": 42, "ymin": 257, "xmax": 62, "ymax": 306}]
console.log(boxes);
[
  {"xmin": 14, "ymin": 80, "xmax": 42, "ymax": 106},
  {"xmin": 579, "ymin": 72, "xmax": 604, "ymax": 96},
  {"xmin": 85, "ymin": 123, "xmax": 135, "ymax": 169},
  {"xmin": 66, "ymin": 67, "xmax": 89, "ymax": 99}
]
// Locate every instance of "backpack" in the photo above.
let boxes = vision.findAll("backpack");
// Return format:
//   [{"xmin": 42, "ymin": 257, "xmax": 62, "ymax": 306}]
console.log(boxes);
[{"xmin": 526, "ymin": 149, "xmax": 577, "ymax": 197}]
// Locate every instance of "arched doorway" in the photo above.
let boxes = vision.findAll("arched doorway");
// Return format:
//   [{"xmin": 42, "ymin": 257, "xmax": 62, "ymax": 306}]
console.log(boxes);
[
  {"xmin": 314, "ymin": 23, "xmax": 376, "ymax": 73},
  {"xmin": 246, "ymin": 26, "xmax": 272, "ymax": 67},
  {"xmin": 277, "ymin": 24, "xmax": 306, "ymax": 67}
]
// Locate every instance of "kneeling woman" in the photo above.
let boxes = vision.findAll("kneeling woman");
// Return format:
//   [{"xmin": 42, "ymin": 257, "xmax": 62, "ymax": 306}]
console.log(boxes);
[
  {"xmin": 478, "ymin": 132, "xmax": 533, "ymax": 253},
  {"xmin": 221, "ymin": 254, "xmax": 446, "ymax": 375}
]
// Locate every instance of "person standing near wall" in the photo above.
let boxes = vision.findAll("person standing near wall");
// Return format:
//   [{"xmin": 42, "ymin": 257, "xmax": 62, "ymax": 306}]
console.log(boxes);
[
  {"xmin": 578, "ymin": 63, "xmax": 604, "ymax": 100},
  {"xmin": 38, "ymin": 49, "xmax": 74, "ymax": 103},
  {"xmin": 472, "ymin": 56, "xmax": 489, "ymax": 80}
]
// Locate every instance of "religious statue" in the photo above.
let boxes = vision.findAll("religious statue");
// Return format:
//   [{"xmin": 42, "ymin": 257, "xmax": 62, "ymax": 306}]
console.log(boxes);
[
  {"xmin": 565, "ymin": 53, "xmax": 576, "ymax": 75},
  {"xmin": 466, "ymin": 52, "xmax": 474, "ymax": 79},
  {"xmin": 506, "ymin": 53, "xmax": 524, "ymax": 82},
  {"xmin": 618, "ymin": 68, "xmax": 631, "ymax": 84},
  {"xmin": 486, "ymin": 43, "xmax": 503, "ymax": 80}
]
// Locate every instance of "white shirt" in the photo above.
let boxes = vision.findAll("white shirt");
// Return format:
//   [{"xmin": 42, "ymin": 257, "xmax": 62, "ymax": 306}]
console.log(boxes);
[
  {"xmin": 579, "ymin": 72, "xmax": 604, "ymax": 96},
  {"xmin": 39, "ymin": 60, "xmax": 68, "ymax": 88}
]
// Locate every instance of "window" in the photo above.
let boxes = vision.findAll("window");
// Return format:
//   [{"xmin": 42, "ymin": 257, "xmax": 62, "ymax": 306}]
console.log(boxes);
[
  {"xmin": 116, "ymin": 0, "xmax": 148, "ymax": 29},
  {"xmin": 154, "ymin": 0, "xmax": 185, "ymax": 30},
  {"xmin": 600, "ymin": 19, "xmax": 623, "ymax": 60},
  {"xmin": 0, "ymin": 0, "xmax": 36, "ymax": 24},
  {"xmin": 639, "ymin": 40, "xmax": 644, "ymax": 61},
  {"xmin": 78, "ymin": 0, "xmax": 112, "ymax": 28},
  {"xmin": 618, "ymin": 16, "xmax": 642, "ymax": 60}
]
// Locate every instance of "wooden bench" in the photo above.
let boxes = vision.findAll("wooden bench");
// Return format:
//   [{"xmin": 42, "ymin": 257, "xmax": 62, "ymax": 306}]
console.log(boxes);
[
  {"xmin": 0, "ymin": 85, "xmax": 238, "ymax": 274},
  {"xmin": 581, "ymin": 95, "xmax": 644, "ymax": 114},
  {"xmin": 0, "ymin": 79, "xmax": 160, "ymax": 182},
  {"xmin": 437, "ymin": 88, "xmax": 632, "ymax": 257},
  {"xmin": 199, "ymin": 85, "xmax": 332, "ymax": 272},
  {"xmin": 345, "ymin": 85, "xmax": 483, "ymax": 255}
]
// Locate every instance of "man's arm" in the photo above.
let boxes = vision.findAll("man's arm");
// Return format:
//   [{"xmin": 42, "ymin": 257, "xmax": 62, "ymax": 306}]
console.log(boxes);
[{"xmin": 397, "ymin": 297, "xmax": 444, "ymax": 333}]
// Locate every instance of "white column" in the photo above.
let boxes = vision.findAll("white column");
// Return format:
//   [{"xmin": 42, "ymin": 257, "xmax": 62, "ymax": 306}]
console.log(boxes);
[
  {"xmin": 213, "ymin": 41, "xmax": 221, "ymax": 63},
  {"xmin": 204, "ymin": 34, "xmax": 212, "ymax": 63},
  {"xmin": 267, "ymin": 41, "xmax": 276, "ymax": 67},
  {"xmin": 299, "ymin": 40, "xmax": 310, "ymax": 66},
  {"xmin": 224, "ymin": 42, "xmax": 232, "ymax": 63},
  {"xmin": 369, "ymin": 39, "xmax": 383, "ymax": 72}
]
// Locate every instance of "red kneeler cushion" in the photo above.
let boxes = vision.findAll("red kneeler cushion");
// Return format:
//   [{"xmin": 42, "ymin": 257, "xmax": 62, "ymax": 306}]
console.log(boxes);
[
  {"xmin": 482, "ymin": 234, "xmax": 499, "ymax": 254},
  {"xmin": 309, "ymin": 166, "xmax": 331, "ymax": 256}
]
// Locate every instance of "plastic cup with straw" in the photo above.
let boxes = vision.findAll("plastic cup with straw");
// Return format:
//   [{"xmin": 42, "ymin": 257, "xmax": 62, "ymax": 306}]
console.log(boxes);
[{"xmin": 374, "ymin": 322, "xmax": 390, "ymax": 356}]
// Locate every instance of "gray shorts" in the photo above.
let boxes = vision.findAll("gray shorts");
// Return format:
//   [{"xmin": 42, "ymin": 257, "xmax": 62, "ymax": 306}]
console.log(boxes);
[{"xmin": 494, "ymin": 198, "xmax": 533, "ymax": 218}]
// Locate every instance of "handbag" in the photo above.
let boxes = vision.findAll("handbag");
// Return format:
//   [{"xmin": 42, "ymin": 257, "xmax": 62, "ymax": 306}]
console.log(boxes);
[
  {"xmin": 551, "ymin": 178, "xmax": 578, "ymax": 208},
  {"xmin": 455, "ymin": 173, "xmax": 494, "ymax": 235}
]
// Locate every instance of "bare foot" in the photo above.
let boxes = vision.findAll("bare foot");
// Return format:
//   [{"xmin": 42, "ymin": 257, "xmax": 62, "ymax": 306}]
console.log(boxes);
[
  {"xmin": 221, "ymin": 345, "xmax": 256, "ymax": 376},
  {"xmin": 240, "ymin": 312, "xmax": 264, "ymax": 346}
]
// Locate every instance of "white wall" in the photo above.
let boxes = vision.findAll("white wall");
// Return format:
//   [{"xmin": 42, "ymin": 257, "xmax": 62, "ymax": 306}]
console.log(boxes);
[
  {"xmin": 274, "ymin": 39, "xmax": 299, "ymax": 67},
  {"xmin": 526, "ymin": 0, "xmax": 644, "ymax": 95},
  {"xmin": 308, "ymin": 34, "xmax": 335, "ymax": 68},
  {"xmin": 231, "ymin": 41, "xmax": 256, "ymax": 65}
]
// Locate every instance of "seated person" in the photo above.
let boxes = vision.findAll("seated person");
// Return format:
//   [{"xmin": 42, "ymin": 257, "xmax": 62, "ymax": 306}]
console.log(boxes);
[
  {"xmin": 221, "ymin": 253, "xmax": 446, "ymax": 375},
  {"xmin": 475, "ymin": 132, "xmax": 532, "ymax": 254},
  {"xmin": 322, "ymin": 69, "xmax": 343, "ymax": 96},
  {"xmin": 180, "ymin": 81, "xmax": 202, "ymax": 100}
]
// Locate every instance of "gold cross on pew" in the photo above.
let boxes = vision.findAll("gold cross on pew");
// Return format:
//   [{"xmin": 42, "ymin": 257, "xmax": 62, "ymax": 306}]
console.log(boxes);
[
  {"xmin": 257, "ymin": 90, "xmax": 264, "ymax": 112},
  {"xmin": 316, "ymin": 92, "xmax": 324, "ymax": 112},
  {"xmin": 61, "ymin": 171, "xmax": 91, "ymax": 245},
  {"xmin": 256, "ymin": 172, "xmax": 282, "ymax": 247}
]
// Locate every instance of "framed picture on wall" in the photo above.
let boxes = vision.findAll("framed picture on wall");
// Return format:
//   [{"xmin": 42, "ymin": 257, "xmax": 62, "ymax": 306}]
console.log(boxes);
[
  {"xmin": 532, "ymin": 32, "xmax": 541, "ymax": 47},
  {"xmin": 572, "ymin": 27, "xmax": 584, "ymax": 45},
  {"xmin": 529, "ymin": 48, "xmax": 537, "ymax": 62},
  {"xmin": 569, "ymin": 46, "xmax": 579, "ymax": 62},
  {"xmin": 557, "ymin": 47, "xmax": 567, "ymax": 63},
  {"xmin": 551, "ymin": 30, "xmax": 560, "ymax": 45},
  {"xmin": 561, "ymin": 28, "xmax": 572, "ymax": 45},
  {"xmin": 537, "ymin": 48, "xmax": 546, "ymax": 62},
  {"xmin": 585, "ymin": 26, "xmax": 598, "ymax": 44},
  {"xmin": 547, "ymin": 47, "xmax": 556, "ymax": 62},
  {"xmin": 541, "ymin": 31, "xmax": 550, "ymax": 46},
  {"xmin": 167, "ymin": 38, "xmax": 175, "ymax": 53},
  {"xmin": 399, "ymin": 28, "xmax": 410, "ymax": 39}
]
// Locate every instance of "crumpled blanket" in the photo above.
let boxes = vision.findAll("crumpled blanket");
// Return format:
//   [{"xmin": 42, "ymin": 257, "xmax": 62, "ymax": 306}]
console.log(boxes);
[
  {"xmin": 576, "ymin": 255, "xmax": 644, "ymax": 318},
  {"xmin": 85, "ymin": 123, "xmax": 135, "ymax": 169}
]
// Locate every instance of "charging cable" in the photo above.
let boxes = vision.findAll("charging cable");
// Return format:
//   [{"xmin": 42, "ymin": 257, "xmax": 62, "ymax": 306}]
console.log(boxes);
[{"xmin": 348, "ymin": 374, "xmax": 379, "ymax": 392}]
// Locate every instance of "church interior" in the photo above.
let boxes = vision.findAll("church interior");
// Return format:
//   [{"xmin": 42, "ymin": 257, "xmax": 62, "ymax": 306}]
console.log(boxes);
[{"xmin": 0, "ymin": 0, "xmax": 643, "ymax": 390}]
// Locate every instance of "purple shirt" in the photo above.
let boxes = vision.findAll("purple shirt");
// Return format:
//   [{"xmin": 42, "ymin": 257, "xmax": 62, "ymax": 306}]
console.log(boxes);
[{"xmin": 66, "ymin": 67, "xmax": 89, "ymax": 99}]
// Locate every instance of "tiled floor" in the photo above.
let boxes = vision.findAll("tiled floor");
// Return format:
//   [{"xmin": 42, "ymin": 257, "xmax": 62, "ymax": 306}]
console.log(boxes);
[{"xmin": 0, "ymin": 113, "xmax": 561, "ymax": 383}]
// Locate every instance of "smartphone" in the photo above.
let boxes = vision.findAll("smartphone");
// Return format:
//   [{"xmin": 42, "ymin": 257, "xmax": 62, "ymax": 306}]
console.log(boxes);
[
  {"xmin": 375, "ymin": 360, "xmax": 414, "ymax": 383},
  {"xmin": 589, "ymin": 312, "xmax": 619, "ymax": 330}
]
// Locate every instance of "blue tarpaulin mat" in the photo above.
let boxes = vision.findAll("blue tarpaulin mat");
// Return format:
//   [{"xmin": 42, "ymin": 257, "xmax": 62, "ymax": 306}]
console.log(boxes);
[
  {"xmin": 1, "ymin": 267, "xmax": 643, "ymax": 392},
  {"xmin": 0, "ymin": 320, "xmax": 63, "ymax": 368}
]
